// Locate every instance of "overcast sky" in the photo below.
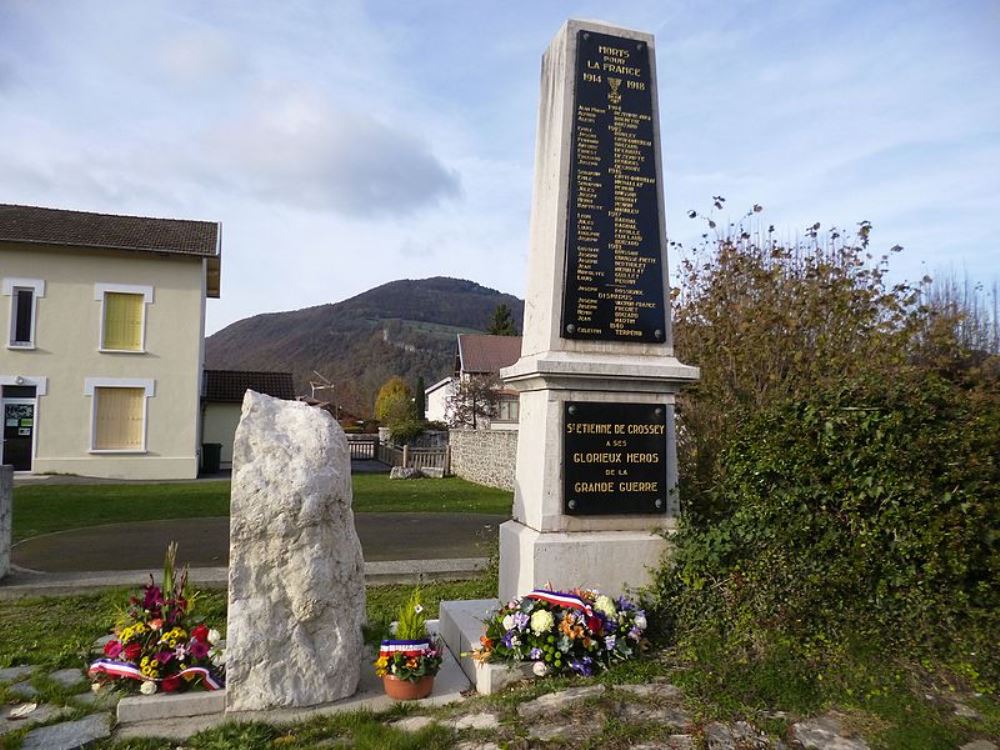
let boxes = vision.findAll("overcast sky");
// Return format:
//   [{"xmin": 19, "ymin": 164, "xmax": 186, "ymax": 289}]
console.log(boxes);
[{"xmin": 1, "ymin": 0, "xmax": 997, "ymax": 334}]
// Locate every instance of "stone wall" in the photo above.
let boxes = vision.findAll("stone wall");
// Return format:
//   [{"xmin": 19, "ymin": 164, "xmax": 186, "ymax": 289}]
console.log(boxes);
[
  {"xmin": 449, "ymin": 429, "xmax": 518, "ymax": 491},
  {"xmin": 0, "ymin": 465, "xmax": 12, "ymax": 580}
]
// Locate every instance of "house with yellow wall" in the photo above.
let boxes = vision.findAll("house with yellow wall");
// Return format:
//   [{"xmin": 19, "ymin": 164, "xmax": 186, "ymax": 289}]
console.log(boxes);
[{"xmin": 0, "ymin": 204, "xmax": 220, "ymax": 480}]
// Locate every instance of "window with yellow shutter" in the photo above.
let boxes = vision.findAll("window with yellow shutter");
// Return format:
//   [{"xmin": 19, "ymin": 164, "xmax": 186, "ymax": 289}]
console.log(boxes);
[
  {"xmin": 93, "ymin": 387, "xmax": 146, "ymax": 451},
  {"xmin": 95, "ymin": 283, "xmax": 152, "ymax": 352}
]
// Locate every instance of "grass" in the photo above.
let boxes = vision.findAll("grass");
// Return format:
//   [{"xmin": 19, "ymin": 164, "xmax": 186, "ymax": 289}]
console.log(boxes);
[
  {"xmin": 2, "ymin": 581, "xmax": 998, "ymax": 749},
  {"xmin": 11, "ymin": 475, "xmax": 512, "ymax": 541},
  {"xmin": 0, "ymin": 580, "xmax": 494, "ymax": 671}
]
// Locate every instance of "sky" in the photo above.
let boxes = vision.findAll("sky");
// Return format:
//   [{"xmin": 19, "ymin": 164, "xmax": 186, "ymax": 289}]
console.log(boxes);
[{"xmin": 0, "ymin": 0, "xmax": 997, "ymax": 335}]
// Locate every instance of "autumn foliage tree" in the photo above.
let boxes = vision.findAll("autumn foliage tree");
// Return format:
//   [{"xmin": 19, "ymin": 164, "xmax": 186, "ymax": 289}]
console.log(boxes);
[{"xmin": 374, "ymin": 376, "xmax": 414, "ymax": 427}]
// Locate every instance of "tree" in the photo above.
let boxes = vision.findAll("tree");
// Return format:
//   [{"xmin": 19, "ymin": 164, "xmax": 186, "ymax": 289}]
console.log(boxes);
[
  {"xmin": 446, "ymin": 375, "xmax": 501, "ymax": 429},
  {"xmin": 487, "ymin": 303, "xmax": 518, "ymax": 336},
  {"xmin": 415, "ymin": 376, "xmax": 426, "ymax": 420},
  {"xmin": 374, "ymin": 376, "xmax": 414, "ymax": 426}
]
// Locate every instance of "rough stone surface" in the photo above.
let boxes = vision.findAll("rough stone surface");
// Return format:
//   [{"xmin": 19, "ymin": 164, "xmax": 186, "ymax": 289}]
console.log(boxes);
[
  {"xmin": 528, "ymin": 720, "xmax": 602, "ymax": 742},
  {"xmin": 0, "ymin": 465, "xmax": 11, "ymax": 580},
  {"xmin": 10, "ymin": 682, "xmax": 38, "ymax": 699},
  {"xmin": 75, "ymin": 690, "xmax": 120, "ymax": 709},
  {"xmin": 960, "ymin": 741, "xmax": 998, "ymax": 750},
  {"xmin": 0, "ymin": 665, "xmax": 33, "ymax": 683},
  {"xmin": 446, "ymin": 712, "xmax": 501, "ymax": 730},
  {"xmin": 390, "ymin": 716, "xmax": 435, "ymax": 732},
  {"xmin": 455, "ymin": 743, "xmax": 501, "ymax": 750},
  {"xmin": 618, "ymin": 702, "xmax": 691, "ymax": 729},
  {"xmin": 389, "ymin": 466, "xmax": 424, "ymax": 480},
  {"xmin": 789, "ymin": 713, "xmax": 869, "ymax": 750},
  {"xmin": 704, "ymin": 720, "xmax": 774, "ymax": 750},
  {"xmin": 20, "ymin": 713, "xmax": 111, "ymax": 750},
  {"xmin": 449, "ymin": 429, "xmax": 517, "ymax": 491},
  {"xmin": 517, "ymin": 684, "xmax": 606, "ymax": 721},
  {"xmin": 49, "ymin": 668, "xmax": 88, "ymax": 690},
  {"xmin": 616, "ymin": 681, "xmax": 684, "ymax": 701},
  {"xmin": 1, "ymin": 704, "xmax": 72, "ymax": 736},
  {"xmin": 226, "ymin": 392, "xmax": 366, "ymax": 712}
]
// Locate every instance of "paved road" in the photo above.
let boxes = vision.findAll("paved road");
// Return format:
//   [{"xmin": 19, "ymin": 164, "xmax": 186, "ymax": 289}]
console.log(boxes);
[{"xmin": 12, "ymin": 512, "xmax": 505, "ymax": 573}]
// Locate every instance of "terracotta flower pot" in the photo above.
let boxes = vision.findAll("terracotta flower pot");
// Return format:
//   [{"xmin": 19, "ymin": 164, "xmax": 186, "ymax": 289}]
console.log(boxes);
[{"xmin": 382, "ymin": 674, "xmax": 434, "ymax": 700}]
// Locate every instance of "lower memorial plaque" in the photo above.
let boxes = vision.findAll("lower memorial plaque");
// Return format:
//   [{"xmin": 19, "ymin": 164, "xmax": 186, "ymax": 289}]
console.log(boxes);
[{"xmin": 563, "ymin": 401, "xmax": 667, "ymax": 515}]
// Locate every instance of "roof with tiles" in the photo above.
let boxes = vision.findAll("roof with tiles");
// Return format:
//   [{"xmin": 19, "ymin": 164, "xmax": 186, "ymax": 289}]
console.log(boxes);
[
  {"xmin": 203, "ymin": 369, "xmax": 296, "ymax": 403},
  {"xmin": 456, "ymin": 334, "xmax": 523, "ymax": 375}
]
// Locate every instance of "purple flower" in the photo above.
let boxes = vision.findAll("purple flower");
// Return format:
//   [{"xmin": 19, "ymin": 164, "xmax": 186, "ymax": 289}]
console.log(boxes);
[
  {"xmin": 616, "ymin": 596, "xmax": 635, "ymax": 611},
  {"xmin": 156, "ymin": 650, "xmax": 174, "ymax": 664},
  {"xmin": 628, "ymin": 626, "xmax": 641, "ymax": 640},
  {"xmin": 189, "ymin": 640, "xmax": 210, "ymax": 659},
  {"xmin": 569, "ymin": 656, "xmax": 594, "ymax": 676},
  {"xmin": 529, "ymin": 647, "xmax": 543, "ymax": 660},
  {"xmin": 604, "ymin": 635, "xmax": 617, "ymax": 651},
  {"xmin": 513, "ymin": 612, "xmax": 531, "ymax": 631}
]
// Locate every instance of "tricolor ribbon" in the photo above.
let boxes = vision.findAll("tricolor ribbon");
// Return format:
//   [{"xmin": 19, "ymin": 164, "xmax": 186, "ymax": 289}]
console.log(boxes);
[
  {"xmin": 526, "ymin": 589, "xmax": 594, "ymax": 616},
  {"xmin": 88, "ymin": 658, "xmax": 224, "ymax": 691},
  {"xmin": 378, "ymin": 639, "xmax": 435, "ymax": 659}
]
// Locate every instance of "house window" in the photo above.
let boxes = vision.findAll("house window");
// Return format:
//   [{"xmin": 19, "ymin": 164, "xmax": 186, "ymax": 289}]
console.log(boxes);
[
  {"xmin": 496, "ymin": 396, "xmax": 520, "ymax": 422},
  {"xmin": 95, "ymin": 283, "xmax": 153, "ymax": 352},
  {"xmin": 2, "ymin": 278, "xmax": 45, "ymax": 349},
  {"xmin": 85, "ymin": 378, "xmax": 155, "ymax": 452}
]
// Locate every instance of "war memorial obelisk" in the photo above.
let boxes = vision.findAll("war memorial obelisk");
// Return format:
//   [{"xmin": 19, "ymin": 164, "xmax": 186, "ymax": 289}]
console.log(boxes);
[{"xmin": 498, "ymin": 19, "xmax": 699, "ymax": 599}]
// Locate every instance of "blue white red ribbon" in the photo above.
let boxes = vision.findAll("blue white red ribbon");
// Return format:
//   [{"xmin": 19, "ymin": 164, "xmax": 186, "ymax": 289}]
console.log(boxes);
[
  {"xmin": 379, "ymin": 639, "xmax": 435, "ymax": 658},
  {"xmin": 88, "ymin": 658, "xmax": 224, "ymax": 691},
  {"xmin": 526, "ymin": 589, "xmax": 594, "ymax": 615}
]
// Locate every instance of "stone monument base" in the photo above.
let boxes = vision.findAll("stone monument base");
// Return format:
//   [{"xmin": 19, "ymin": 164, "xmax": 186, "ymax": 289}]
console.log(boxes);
[{"xmin": 498, "ymin": 520, "xmax": 671, "ymax": 601}]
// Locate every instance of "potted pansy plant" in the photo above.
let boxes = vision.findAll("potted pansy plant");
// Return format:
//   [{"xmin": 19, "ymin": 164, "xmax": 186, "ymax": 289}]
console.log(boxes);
[{"xmin": 374, "ymin": 589, "xmax": 443, "ymax": 700}]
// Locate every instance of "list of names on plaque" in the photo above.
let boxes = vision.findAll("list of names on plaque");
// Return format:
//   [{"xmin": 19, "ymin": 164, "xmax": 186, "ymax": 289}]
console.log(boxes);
[
  {"xmin": 561, "ymin": 30, "xmax": 666, "ymax": 343},
  {"xmin": 563, "ymin": 402, "xmax": 668, "ymax": 515}
]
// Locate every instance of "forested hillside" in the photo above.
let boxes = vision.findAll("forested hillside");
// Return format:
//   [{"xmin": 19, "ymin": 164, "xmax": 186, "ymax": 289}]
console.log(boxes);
[{"xmin": 204, "ymin": 277, "xmax": 523, "ymax": 417}]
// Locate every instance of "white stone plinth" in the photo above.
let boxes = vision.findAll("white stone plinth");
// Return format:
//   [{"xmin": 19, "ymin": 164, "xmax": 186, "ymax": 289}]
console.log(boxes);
[
  {"xmin": 499, "ymin": 520, "xmax": 671, "ymax": 600},
  {"xmin": 0, "ymin": 465, "xmax": 11, "ymax": 580},
  {"xmin": 439, "ymin": 599, "xmax": 534, "ymax": 695}
]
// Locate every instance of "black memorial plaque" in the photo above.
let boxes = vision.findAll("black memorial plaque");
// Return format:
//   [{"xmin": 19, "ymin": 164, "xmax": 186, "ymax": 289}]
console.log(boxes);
[
  {"xmin": 561, "ymin": 30, "xmax": 667, "ymax": 343},
  {"xmin": 563, "ymin": 401, "xmax": 668, "ymax": 515}
]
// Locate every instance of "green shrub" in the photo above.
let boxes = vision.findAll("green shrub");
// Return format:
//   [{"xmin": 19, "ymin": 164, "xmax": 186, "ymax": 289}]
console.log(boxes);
[{"xmin": 649, "ymin": 374, "xmax": 1000, "ymax": 686}]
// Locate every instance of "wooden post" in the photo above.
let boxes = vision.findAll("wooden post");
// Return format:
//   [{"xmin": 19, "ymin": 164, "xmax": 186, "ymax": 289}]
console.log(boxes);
[
  {"xmin": 402, "ymin": 444, "xmax": 409, "ymax": 468},
  {"xmin": 445, "ymin": 444, "xmax": 452, "ymax": 476}
]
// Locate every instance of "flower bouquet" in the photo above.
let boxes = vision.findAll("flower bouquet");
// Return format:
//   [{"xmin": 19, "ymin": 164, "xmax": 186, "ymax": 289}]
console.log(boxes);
[
  {"xmin": 88, "ymin": 543, "xmax": 225, "ymax": 695},
  {"xmin": 474, "ymin": 588, "xmax": 647, "ymax": 677},
  {"xmin": 374, "ymin": 589, "xmax": 443, "ymax": 700}
]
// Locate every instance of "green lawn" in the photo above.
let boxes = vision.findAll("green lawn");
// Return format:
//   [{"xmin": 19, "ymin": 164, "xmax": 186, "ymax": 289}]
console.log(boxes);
[{"xmin": 11, "ymin": 475, "xmax": 512, "ymax": 542}]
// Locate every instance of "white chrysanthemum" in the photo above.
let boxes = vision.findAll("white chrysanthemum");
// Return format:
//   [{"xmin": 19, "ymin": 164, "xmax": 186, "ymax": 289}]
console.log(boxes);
[
  {"xmin": 532, "ymin": 661, "xmax": 549, "ymax": 677},
  {"xmin": 530, "ymin": 609, "xmax": 554, "ymax": 635},
  {"xmin": 501, "ymin": 614, "xmax": 516, "ymax": 631},
  {"xmin": 207, "ymin": 629, "xmax": 222, "ymax": 644},
  {"xmin": 594, "ymin": 595, "xmax": 617, "ymax": 619},
  {"xmin": 90, "ymin": 682, "xmax": 102, "ymax": 693},
  {"xmin": 634, "ymin": 613, "xmax": 647, "ymax": 630},
  {"xmin": 139, "ymin": 680, "xmax": 157, "ymax": 696}
]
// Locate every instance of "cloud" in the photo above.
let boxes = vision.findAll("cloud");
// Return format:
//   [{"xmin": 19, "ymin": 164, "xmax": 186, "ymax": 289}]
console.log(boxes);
[
  {"xmin": 156, "ymin": 28, "xmax": 243, "ymax": 88},
  {"xmin": 203, "ymin": 88, "xmax": 462, "ymax": 217}
]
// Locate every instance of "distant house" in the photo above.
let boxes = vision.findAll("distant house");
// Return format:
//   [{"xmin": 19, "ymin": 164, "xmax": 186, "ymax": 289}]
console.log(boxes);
[
  {"xmin": 0, "ymin": 203, "xmax": 220, "ymax": 479},
  {"xmin": 425, "ymin": 333, "xmax": 522, "ymax": 430},
  {"xmin": 202, "ymin": 369, "xmax": 296, "ymax": 469}
]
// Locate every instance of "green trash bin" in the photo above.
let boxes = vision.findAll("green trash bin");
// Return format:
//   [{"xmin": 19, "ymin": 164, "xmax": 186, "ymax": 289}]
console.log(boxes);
[{"xmin": 201, "ymin": 443, "xmax": 222, "ymax": 475}]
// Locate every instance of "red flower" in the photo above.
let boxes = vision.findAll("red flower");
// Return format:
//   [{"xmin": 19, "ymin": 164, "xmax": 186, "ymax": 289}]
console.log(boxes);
[
  {"xmin": 161, "ymin": 676, "xmax": 181, "ymax": 693},
  {"xmin": 103, "ymin": 640, "xmax": 122, "ymax": 658},
  {"xmin": 191, "ymin": 624, "xmax": 210, "ymax": 642},
  {"xmin": 123, "ymin": 642, "xmax": 142, "ymax": 662},
  {"xmin": 586, "ymin": 615, "xmax": 604, "ymax": 636}
]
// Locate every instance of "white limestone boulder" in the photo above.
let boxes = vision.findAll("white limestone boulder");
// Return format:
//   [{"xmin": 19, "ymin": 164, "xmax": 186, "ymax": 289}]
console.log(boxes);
[{"xmin": 226, "ymin": 391, "xmax": 365, "ymax": 711}]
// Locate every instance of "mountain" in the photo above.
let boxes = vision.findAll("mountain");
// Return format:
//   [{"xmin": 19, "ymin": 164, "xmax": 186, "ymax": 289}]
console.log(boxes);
[{"xmin": 204, "ymin": 277, "xmax": 524, "ymax": 418}]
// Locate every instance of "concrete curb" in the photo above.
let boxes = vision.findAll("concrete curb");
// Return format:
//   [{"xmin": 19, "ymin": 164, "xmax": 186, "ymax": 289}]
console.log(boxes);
[{"xmin": 0, "ymin": 557, "xmax": 489, "ymax": 599}]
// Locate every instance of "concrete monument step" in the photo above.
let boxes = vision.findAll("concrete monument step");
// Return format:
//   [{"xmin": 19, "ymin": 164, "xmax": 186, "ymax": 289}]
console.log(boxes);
[{"xmin": 438, "ymin": 599, "xmax": 533, "ymax": 695}]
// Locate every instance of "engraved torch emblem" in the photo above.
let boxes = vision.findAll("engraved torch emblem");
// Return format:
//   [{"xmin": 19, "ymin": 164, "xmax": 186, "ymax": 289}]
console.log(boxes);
[{"xmin": 608, "ymin": 77, "xmax": 622, "ymax": 105}]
